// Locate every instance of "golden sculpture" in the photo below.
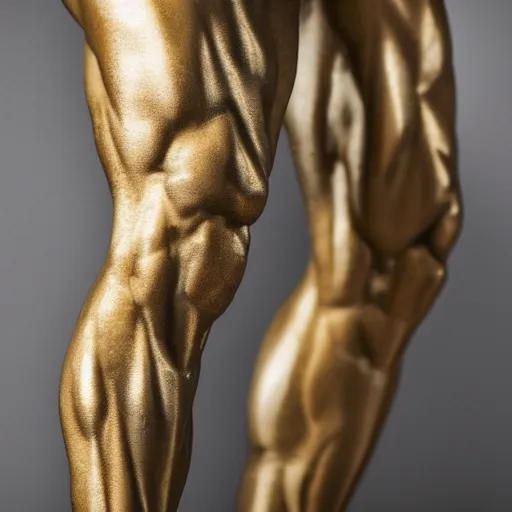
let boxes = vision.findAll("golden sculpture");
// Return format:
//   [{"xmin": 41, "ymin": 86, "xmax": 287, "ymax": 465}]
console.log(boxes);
[{"xmin": 59, "ymin": 0, "xmax": 461, "ymax": 510}]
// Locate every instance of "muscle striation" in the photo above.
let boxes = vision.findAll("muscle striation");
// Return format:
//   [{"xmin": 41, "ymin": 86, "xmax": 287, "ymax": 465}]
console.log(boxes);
[
  {"xmin": 60, "ymin": 1, "xmax": 301, "ymax": 510},
  {"xmin": 240, "ymin": 1, "xmax": 462, "ymax": 511}
]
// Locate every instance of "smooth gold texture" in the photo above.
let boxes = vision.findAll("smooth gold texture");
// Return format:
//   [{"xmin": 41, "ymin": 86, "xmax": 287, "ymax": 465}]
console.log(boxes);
[
  {"xmin": 58, "ymin": 0, "xmax": 461, "ymax": 511},
  {"xmin": 240, "ymin": 1, "xmax": 461, "ymax": 511}
]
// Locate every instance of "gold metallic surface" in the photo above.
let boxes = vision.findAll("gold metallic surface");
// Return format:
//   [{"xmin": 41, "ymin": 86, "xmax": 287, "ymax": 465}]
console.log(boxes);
[
  {"xmin": 58, "ymin": 0, "xmax": 461, "ymax": 510},
  {"xmin": 240, "ymin": 1, "xmax": 461, "ymax": 511}
]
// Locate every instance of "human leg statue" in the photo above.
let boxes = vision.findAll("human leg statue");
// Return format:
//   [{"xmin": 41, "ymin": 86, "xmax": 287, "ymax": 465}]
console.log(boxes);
[
  {"xmin": 239, "ymin": 1, "xmax": 462, "ymax": 510},
  {"xmin": 58, "ymin": 0, "xmax": 300, "ymax": 510}
]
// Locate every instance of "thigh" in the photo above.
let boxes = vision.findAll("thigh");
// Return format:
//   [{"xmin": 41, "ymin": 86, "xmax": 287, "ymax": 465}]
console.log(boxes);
[
  {"xmin": 323, "ymin": 0, "xmax": 459, "ymax": 259},
  {"xmin": 76, "ymin": 0, "xmax": 300, "ymax": 152},
  {"xmin": 77, "ymin": 0, "xmax": 302, "ymax": 231}
]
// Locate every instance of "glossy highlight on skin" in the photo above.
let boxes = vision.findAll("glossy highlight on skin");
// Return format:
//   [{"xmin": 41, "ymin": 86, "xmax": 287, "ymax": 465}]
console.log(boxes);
[{"xmin": 58, "ymin": 0, "xmax": 461, "ymax": 511}]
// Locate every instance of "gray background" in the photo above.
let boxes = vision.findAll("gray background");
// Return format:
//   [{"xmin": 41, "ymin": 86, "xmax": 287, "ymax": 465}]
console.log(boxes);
[{"xmin": 0, "ymin": 0, "xmax": 509, "ymax": 510}]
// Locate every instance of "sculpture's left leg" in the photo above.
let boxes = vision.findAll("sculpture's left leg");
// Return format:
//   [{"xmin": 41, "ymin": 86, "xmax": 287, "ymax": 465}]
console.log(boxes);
[
  {"xmin": 58, "ymin": 0, "xmax": 300, "ymax": 510},
  {"xmin": 239, "ymin": 1, "xmax": 462, "ymax": 510}
]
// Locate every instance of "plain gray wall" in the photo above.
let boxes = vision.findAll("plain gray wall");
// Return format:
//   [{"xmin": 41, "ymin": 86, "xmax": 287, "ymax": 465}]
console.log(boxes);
[{"xmin": 0, "ymin": 1, "xmax": 510, "ymax": 510}]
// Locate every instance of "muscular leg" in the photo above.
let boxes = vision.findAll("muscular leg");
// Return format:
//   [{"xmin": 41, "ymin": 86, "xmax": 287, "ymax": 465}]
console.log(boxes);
[
  {"xmin": 239, "ymin": 1, "xmax": 462, "ymax": 510},
  {"xmin": 58, "ymin": 1, "xmax": 300, "ymax": 510}
]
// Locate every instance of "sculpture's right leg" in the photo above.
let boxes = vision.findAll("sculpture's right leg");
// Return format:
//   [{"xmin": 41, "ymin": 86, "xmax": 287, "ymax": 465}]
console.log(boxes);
[
  {"xmin": 239, "ymin": 1, "xmax": 461, "ymax": 511},
  {"xmin": 58, "ymin": 1, "xmax": 300, "ymax": 510}
]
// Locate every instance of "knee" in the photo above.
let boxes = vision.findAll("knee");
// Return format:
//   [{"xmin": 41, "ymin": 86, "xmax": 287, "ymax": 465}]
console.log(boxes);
[
  {"xmin": 112, "ymin": 109, "xmax": 270, "ymax": 228},
  {"xmin": 163, "ymin": 112, "xmax": 270, "ymax": 227},
  {"xmin": 429, "ymin": 192, "xmax": 463, "ymax": 261}
]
